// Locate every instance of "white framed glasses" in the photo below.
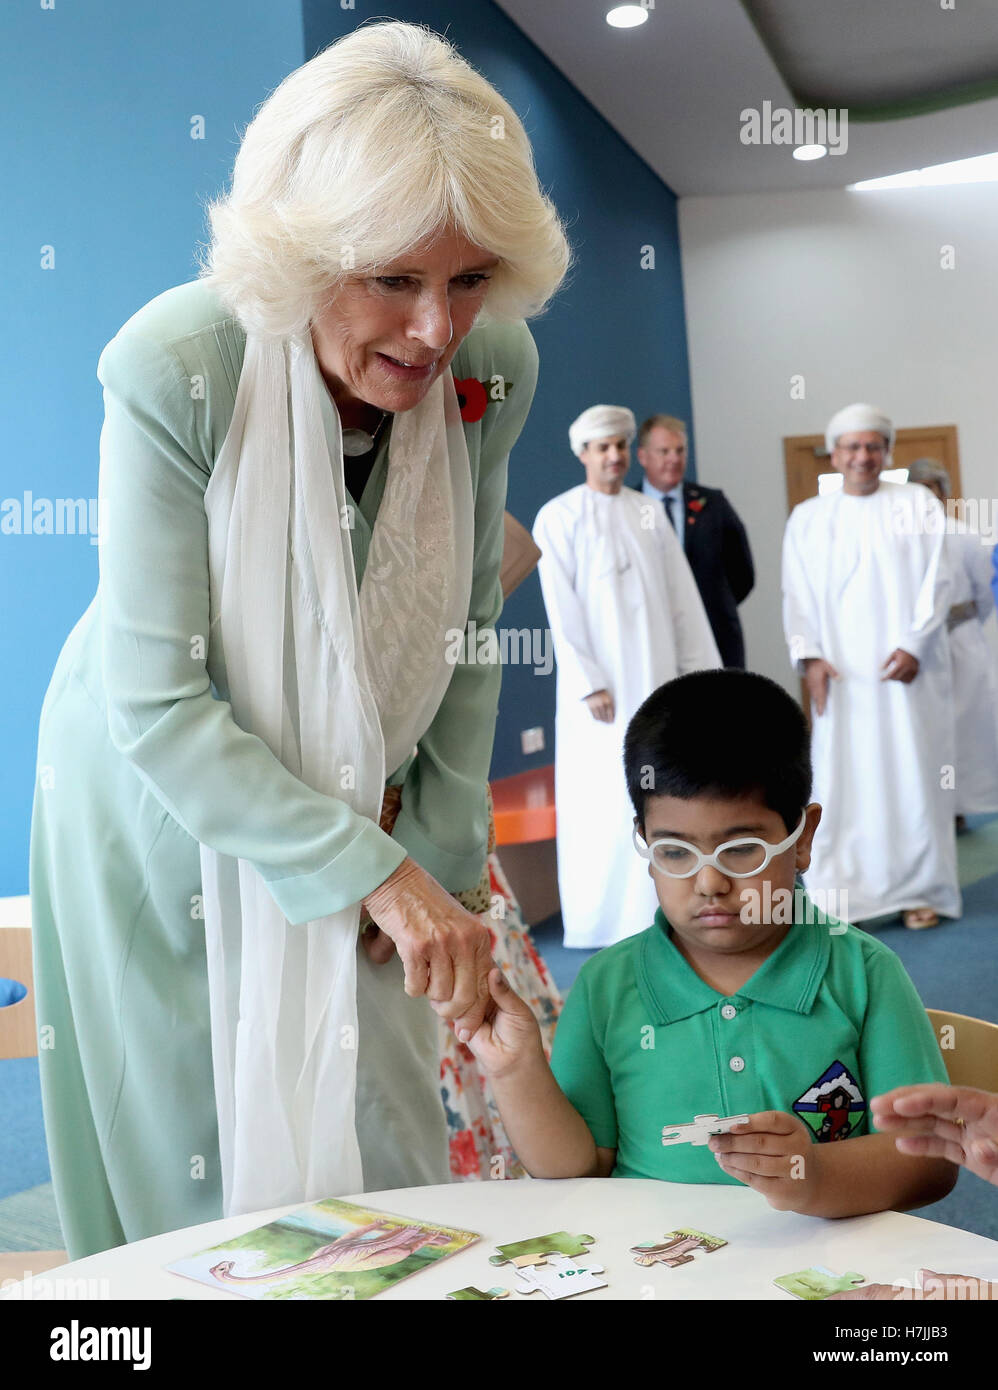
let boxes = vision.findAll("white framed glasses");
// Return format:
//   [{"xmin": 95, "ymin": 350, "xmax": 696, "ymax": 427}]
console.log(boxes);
[{"xmin": 632, "ymin": 809, "xmax": 808, "ymax": 879}]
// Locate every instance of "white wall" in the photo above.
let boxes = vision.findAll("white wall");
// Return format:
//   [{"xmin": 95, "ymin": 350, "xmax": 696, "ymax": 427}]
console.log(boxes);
[{"xmin": 679, "ymin": 183, "xmax": 998, "ymax": 692}]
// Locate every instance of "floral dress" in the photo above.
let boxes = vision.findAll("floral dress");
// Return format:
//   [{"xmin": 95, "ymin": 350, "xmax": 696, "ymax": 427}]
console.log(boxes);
[{"xmin": 441, "ymin": 797, "xmax": 563, "ymax": 1181}]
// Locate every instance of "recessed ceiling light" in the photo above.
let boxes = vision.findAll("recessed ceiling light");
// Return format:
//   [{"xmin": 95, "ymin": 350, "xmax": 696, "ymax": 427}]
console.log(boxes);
[
  {"xmin": 606, "ymin": 5, "xmax": 649, "ymax": 28},
  {"xmin": 793, "ymin": 144, "xmax": 828, "ymax": 162}
]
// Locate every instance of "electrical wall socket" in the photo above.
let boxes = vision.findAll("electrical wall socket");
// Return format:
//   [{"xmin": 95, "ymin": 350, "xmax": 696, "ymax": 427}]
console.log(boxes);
[{"xmin": 521, "ymin": 727, "xmax": 545, "ymax": 755}]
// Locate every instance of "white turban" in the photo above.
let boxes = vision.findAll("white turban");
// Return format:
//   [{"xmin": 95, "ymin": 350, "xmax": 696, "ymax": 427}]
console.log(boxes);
[
  {"xmin": 825, "ymin": 403, "xmax": 895, "ymax": 456},
  {"xmin": 568, "ymin": 404, "xmax": 636, "ymax": 457}
]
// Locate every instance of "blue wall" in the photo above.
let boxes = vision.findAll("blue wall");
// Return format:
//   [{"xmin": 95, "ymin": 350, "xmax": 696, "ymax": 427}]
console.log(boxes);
[
  {"xmin": 0, "ymin": 1, "xmax": 305, "ymax": 895},
  {"xmin": 303, "ymin": 2, "xmax": 695, "ymax": 780},
  {"xmin": 1, "ymin": 0, "xmax": 693, "ymax": 894}
]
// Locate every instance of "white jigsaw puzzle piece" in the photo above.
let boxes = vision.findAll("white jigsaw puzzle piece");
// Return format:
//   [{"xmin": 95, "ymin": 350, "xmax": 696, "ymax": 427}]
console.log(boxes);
[
  {"xmin": 661, "ymin": 1113, "xmax": 750, "ymax": 1146},
  {"xmin": 513, "ymin": 1254, "xmax": 608, "ymax": 1300}
]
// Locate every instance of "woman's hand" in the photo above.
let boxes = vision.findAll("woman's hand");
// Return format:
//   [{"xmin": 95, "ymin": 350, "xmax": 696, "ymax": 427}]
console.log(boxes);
[
  {"xmin": 871, "ymin": 1083, "xmax": 998, "ymax": 1185},
  {"xmin": 362, "ymin": 857, "xmax": 494, "ymax": 1039}
]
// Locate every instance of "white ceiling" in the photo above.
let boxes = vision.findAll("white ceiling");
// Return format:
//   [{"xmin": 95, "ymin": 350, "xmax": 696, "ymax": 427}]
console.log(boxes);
[
  {"xmin": 494, "ymin": 0, "xmax": 998, "ymax": 195},
  {"xmin": 747, "ymin": 0, "xmax": 998, "ymax": 111}
]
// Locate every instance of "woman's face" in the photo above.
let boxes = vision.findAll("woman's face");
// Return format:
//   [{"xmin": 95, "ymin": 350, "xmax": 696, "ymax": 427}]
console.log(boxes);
[{"xmin": 311, "ymin": 228, "xmax": 499, "ymax": 416}]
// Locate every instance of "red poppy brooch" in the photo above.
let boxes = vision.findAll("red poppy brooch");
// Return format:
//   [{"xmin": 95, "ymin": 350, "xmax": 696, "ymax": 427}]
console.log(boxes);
[{"xmin": 454, "ymin": 376, "xmax": 514, "ymax": 423}]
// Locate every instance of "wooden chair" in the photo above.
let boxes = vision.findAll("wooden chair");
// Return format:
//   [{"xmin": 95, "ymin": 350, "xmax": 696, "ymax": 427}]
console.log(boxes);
[
  {"xmin": 927, "ymin": 1008, "xmax": 998, "ymax": 1091},
  {"xmin": 0, "ymin": 921, "xmax": 67, "ymax": 1279}
]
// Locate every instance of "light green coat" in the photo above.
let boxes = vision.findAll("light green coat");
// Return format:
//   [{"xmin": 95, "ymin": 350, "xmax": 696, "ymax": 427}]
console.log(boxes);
[{"xmin": 29, "ymin": 280, "xmax": 538, "ymax": 1257}]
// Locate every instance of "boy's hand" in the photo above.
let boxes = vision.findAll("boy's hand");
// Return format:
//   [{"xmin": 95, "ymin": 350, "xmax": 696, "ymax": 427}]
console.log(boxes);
[
  {"xmin": 434, "ymin": 967, "xmax": 543, "ymax": 1080},
  {"xmin": 871, "ymin": 1083, "xmax": 998, "ymax": 1185},
  {"xmin": 709, "ymin": 1110, "xmax": 820, "ymax": 1211}
]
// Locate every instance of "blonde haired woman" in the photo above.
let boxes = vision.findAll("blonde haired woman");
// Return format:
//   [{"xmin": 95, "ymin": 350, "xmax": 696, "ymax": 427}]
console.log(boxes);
[{"xmin": 30, "ymin": 20, "xmax": 569, "ymax": 1258}]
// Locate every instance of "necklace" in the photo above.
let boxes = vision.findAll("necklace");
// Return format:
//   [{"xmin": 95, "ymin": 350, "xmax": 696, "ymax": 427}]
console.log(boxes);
[{"xmin": 342, "ymin": 411, "xmax": 390, "ymax": 457}]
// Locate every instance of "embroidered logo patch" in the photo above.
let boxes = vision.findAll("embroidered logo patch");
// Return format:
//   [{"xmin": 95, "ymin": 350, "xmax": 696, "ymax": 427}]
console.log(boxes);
[{"xmin": 793, "ymin": 1061, "xmax": 865, "ymax": 1142}]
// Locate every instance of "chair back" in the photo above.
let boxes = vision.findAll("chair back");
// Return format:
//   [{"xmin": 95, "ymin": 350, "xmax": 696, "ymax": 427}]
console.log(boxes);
[{"xmin": 927, "ymin": 1008, "xmax": 998, "ymax": 1091}]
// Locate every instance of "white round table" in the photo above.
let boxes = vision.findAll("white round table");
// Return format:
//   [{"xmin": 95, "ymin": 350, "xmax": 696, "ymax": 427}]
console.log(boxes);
[{"xmin": 5, "ymin": 1179, "xmax": 998, "ymax": 1301}]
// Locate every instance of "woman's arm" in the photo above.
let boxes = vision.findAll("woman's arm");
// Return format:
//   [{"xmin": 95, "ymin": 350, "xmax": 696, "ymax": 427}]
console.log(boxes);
[{"xmin": 97, "ymin": 325, "xmax": 407, "ymax": 923}]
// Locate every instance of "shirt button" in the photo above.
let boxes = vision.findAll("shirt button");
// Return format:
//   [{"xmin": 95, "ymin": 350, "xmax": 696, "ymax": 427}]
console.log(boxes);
[
  {"xmin": 729, "ymin": 1056, "xmax": 746, "ymax": 1072},
  {"xmin": 721, "ymin": 1004, "xmax": 737, "ymax": 1020}
]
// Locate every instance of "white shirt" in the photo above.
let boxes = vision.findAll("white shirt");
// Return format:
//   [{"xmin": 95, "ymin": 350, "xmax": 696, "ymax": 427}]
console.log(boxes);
[{"xmin": 781, "ymin": 481, "xmax": 960, "ymax": 920}]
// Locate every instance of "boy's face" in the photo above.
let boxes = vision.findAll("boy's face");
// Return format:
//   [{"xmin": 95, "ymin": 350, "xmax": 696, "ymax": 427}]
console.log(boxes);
[{"xmin": 637, "ymin": 792, "xmax": 822, "ymax": 961}]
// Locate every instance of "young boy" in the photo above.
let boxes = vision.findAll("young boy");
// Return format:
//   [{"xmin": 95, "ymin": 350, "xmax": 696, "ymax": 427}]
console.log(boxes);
[{"xmin": 460, "ymin": 669, "xmax": 957, "ymax": 1217}]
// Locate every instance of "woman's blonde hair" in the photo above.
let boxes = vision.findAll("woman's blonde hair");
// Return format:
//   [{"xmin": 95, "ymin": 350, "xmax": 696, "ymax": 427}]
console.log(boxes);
[{"xmin": 197, "ymin": 21, "xmax": 572, "ymax": 339}]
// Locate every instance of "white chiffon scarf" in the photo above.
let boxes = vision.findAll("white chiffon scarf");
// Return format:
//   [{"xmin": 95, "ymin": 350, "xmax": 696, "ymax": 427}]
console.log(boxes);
[{"xmin": 200, "ymin": 329, "xmax": 473, "ymax": 1216}]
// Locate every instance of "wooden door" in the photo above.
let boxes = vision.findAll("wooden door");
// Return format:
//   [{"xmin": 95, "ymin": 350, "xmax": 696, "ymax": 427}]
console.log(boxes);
[{"xmin": 782, "ymin": 424, "xmax": 961, "ymax": 720}]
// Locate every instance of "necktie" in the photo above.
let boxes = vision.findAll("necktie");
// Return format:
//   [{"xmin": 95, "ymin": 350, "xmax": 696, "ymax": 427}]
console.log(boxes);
[{"xmin": 664, "ymin": 495, "xmax": 680, "ymax": 533}]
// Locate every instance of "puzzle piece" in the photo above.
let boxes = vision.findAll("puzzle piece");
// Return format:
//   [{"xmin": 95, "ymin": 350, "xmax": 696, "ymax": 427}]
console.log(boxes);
[
  {"xmin": 773, "ymin": 1266, "xmax": 866, "ymax": 1301},
  {"xmin": 661, "ymin": 1113, "xmax": 749, "ymax": 1146},
  {"xmin": 630, "ymin": 1228, "xmax": 727, "ymax": 1267},
  {"xmin": 489, "ymin": 1231, "xmax": 596, "ymax": 1269},
  {"xmin": 445, "ymin": 1286, "xmax": 510, "ymax": 1301},
  {"xmin": 513, "ymin": 1255, "xmax": 607, "ymax": 1301}
]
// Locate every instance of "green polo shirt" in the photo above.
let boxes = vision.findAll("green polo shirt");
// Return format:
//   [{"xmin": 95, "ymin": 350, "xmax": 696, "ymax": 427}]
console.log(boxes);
[{"xmin": 550, "ymin": 904, "xmax": 948, "ymax": 1183}]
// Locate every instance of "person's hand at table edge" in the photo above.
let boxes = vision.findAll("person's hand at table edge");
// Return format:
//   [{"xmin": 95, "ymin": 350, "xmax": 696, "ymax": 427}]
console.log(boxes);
[
  {"xmin": 829, "ymin": 1269, "xmax": 997, "ymax": 1301},
  {"xmin": 362, "ymin": 857, "xmax": 493, "ymax": 1038},
  {"xmin": 870, "ymin": 1082, "xmax": 998, "ymax": 1187}
]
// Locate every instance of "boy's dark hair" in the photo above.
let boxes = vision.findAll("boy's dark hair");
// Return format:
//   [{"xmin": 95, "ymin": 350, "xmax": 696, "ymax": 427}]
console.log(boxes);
[{"xmin": 623, "ymin": 669, "xmax": 812, "ymax": 832}]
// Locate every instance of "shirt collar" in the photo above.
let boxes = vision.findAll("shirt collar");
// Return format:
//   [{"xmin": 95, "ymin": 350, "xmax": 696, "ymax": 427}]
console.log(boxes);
[
  {"xmin": 641, "ymin": 478, "xmax": 685, "ymax": 503},
  {"xmin": 636, "ymin": 901, "xmax": 831, "ymax": 1024}
]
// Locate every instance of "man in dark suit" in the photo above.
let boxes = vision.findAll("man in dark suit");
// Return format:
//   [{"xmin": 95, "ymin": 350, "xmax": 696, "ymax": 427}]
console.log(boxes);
[{"xmin": 637, "ymin": 414, "xmax": 754, "ymax": 667}]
